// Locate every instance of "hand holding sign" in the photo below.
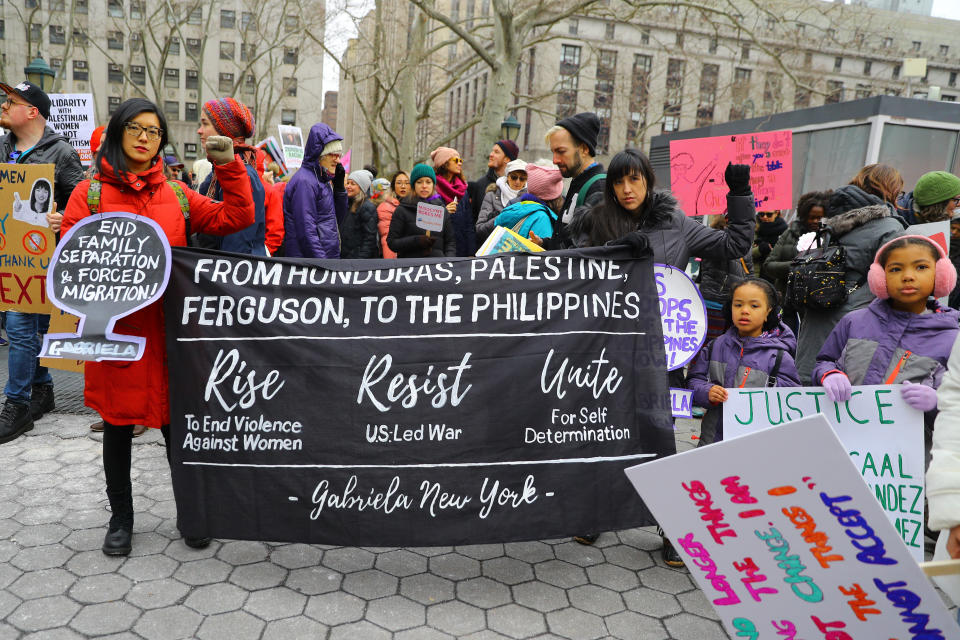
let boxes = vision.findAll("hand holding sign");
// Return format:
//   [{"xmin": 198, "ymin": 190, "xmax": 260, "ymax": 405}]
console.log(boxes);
[
  {"xmin": 416, "ymin": 202, "xmax": 445, "ymax": 234},
  {"xmin": 40, "ymin": 212, "xmax": 171, "ymax": 361}
]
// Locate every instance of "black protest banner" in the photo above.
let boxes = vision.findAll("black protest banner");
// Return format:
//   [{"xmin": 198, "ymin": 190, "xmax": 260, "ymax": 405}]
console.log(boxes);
[
  {"xmin": 41, "ymin": 212, "xmax": 171, "ymax": 362},
  {"xmin": 164, "ymin": 246, "xmax": 675, "ymax": 546}
]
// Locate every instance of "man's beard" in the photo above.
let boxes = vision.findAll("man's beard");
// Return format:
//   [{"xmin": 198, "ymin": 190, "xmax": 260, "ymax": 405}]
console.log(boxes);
[{"xmin": 558, "ymin": 151, "xmax": 582, "ymax": 179}]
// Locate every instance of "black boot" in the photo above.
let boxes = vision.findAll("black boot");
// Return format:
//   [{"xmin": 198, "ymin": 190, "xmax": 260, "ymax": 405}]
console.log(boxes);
[
  {"xmin": 102, "ymin": 423, "xmax": 134, "ymax": 556},
  {"xmin": 29, "ymin": 384, "xmax": 54, "ymax": 419},
  {"xmin": 0, "ymin": 400, "xmax": 33, "ymax": 444},
  {"xmin": 102, "ymin": 487, "xmax": 133, "ymax": 556}
]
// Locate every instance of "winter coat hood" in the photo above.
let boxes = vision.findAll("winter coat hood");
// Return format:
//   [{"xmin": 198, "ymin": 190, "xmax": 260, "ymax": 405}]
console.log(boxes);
[
  {"xmin": 823, "ymin": 203, "xmax": 895, "ymax": 238},
  {"xmin": 302, "ymin": 123, "xmax": 343, "ymax": 167}
]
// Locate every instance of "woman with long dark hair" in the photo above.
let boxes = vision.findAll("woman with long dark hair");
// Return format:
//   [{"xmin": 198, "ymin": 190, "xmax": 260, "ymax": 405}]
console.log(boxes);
[{"xmin": 55, "ymin": 98, "xmax": 254, "ymax": 556}]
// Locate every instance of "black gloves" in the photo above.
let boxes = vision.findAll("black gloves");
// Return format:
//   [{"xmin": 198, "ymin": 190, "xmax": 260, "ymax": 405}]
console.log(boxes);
[
  {"xmin": 724, "ymin": 162, "xmax": 752, "ymax": 197},
  {"xmin": 609, "ymin": 231, "xmax": 651, "ymax": 258},
  {"xmin": 416, "ymin": 235, "xmax": 436, "ymax": 249},
  {"xmin": 333, "ymin": 163, "xmax": 346, "ymax": 193}
]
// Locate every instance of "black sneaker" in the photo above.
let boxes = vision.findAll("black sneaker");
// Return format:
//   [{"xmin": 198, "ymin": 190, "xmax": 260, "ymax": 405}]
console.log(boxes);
[
  {"xmin": 661, "ymin": 536, "xmax": 685, "ymax": 568},
  {"xmin": 0, "ymin": 400, "xmax": 33, "ymax": 444},
  {"xmin": 573, "ymin": 534, "xmax": 599, "ymax": 545},
  {"xmin": 30, "ymin": 384, "xmax": 54, "ymax": 419}
]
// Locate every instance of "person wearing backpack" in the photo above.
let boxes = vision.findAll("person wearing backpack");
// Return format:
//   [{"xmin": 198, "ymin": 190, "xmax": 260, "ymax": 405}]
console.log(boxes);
[
  {"xmin": 54, "ymin": 98, "xmax": 255, "ymax": 557},
  {"xmin": 793, "ymin": 184, "xmax": 907, "ymax": 383}
]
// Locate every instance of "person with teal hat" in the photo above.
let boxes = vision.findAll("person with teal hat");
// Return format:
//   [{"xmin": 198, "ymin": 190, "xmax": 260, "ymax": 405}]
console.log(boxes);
[{"xmin": 387, "ymin": 163, "xmax": 456, "ymax": 258}]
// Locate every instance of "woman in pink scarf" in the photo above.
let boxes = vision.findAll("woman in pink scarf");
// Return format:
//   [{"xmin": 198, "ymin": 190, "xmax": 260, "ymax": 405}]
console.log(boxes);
[{"xmin": 431, "ymin": 146, "xmax": 467, "ymax": 214}]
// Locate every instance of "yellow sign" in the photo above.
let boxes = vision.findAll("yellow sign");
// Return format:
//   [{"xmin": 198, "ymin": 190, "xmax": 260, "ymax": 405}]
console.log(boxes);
[
  {"xmin": 39, "ymin": 309, "xmax": 84, "ymax": 373},
  {"xmin": 0, "ymin": 163, "xmax": 56, "ymax": 313}
]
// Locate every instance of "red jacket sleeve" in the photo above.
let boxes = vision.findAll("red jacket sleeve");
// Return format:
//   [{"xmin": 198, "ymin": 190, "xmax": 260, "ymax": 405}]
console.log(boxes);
[
  {"xmin": 185, "ymin": 158, "xmax": 255, "ymax": 236},
  {"xmin": 264, "ymin": 180, "xmax": 285, "ymax": 255}
]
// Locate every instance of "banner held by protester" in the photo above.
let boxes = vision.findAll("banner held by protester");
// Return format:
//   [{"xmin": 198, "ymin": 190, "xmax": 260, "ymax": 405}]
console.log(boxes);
[
  {"xmin": 0, "ymin": 163, "xmax": 56, "ymax": 313},
  {"xmin": 164, "ymin": 247, "xmax": 675, "ymax": 546}
]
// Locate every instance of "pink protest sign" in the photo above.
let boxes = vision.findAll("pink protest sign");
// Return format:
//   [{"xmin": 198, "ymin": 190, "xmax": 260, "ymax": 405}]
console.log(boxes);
[{"xmin": 670, "ymin": 130, "xmax": 792, "ymax": 217}]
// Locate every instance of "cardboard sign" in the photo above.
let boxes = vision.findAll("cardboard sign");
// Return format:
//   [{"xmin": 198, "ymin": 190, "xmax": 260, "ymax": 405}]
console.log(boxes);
[
  {"xmin": 40, "ymin": 213, "xmax": 171, "ymax": 362},
  {"xmin": 723, "ymin": 385, "xmax": 925, "ymax": 560},
  {"xmin": 625, "ymin": 414, "xmax": 958, "ymax": 638},
  {"xmin": 0, "ymin": 164, "xmax": 56, "ymax": 313},
  {"xmin": 278, "ymin": 125, "xmax": 304, "ymax": 170},
  {"xmin": 38, "ymin": 310, "xmax": 84, "ymax": 373},
  {"xmin": 163, "ymin": 246, "xmax": 677, "ymax": 546},
  {"xmin": 670, "ymin": 388, "xmax": 693, "ymax": 419},
  {"xmin": 475, "ymin": 226, "xmax": 545, "ymax": 256},
  {"xmin": 670, "ymin": 130, "xmax": 792, "ymax": 216},
  {"xmin": 48, "ymin": 93, "xmax": 95, "ymax": 166},
  {"xmin": 654, "ymin": 264, "xmax": 706, "ymax": 371},
  {"xmin": 415, "ymin": 202, "xmax": 445, "ymax": 233}
]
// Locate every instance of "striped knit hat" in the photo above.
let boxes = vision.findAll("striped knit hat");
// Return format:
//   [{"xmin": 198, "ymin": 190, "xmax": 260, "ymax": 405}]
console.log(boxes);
[{"xmin": 203, "ymin": 97, "xmax": 255, "ymax": 140}]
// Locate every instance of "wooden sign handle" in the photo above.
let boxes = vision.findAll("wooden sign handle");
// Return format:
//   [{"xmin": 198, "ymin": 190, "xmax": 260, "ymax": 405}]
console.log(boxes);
[{"xmin": 920, "ymin": 559, "xmax": 960, "ymax": 576}]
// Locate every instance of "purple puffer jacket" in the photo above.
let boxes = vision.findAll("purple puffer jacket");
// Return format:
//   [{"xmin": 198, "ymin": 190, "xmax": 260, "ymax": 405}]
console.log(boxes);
[
  {"xmin": 813, "ymin": 298, "xmax": 960, "ymax": 388},
  {"xmin": 687, "ymin": 322, "xmax": 801, "ymax": 443},
  {"xmin": 282, "ymin": 123, "xmax": 348, "ymax": 258}
]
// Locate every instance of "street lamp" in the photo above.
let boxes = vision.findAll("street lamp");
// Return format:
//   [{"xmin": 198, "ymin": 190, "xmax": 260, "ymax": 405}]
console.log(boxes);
[
  {"xmin": 499, "ymin": 114, "xmax": 521, "ymax": 141},
  {"xmin": 24, "ymin": 54, "xmax": 56, "ymax": 91}
]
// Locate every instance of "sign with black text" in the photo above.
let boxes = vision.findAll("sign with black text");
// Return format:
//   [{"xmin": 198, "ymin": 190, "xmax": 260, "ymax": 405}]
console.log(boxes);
[{"xmin": 164, "ymin": 247, "xmax": 676, "ymax": 546}]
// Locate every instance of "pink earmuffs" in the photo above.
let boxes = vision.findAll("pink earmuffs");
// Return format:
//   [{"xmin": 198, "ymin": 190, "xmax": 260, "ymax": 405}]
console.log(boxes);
[{"xmin": 867, "ymin": 234, "xmax": 957, "ymax": 299}]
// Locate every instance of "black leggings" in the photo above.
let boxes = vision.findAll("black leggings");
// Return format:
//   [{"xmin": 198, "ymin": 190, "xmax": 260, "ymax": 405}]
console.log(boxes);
[{"xmin": 102, "ymin": 423, "xmax": 171, "ymax": 528}]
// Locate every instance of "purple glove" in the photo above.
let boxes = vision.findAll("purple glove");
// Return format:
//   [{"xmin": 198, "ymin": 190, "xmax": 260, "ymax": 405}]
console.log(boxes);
[
  {"xmin": 822, "ymin": 372, "xmax": 852, "ymax": 402},
  {"xmin": 901, "ymin": 380, "xmax": 938, "ymax": 412}
]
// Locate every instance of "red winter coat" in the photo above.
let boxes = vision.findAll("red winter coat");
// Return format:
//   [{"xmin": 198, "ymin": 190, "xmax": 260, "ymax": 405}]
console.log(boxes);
[
  {"xmin": 265, "ymin": 180, "xmax": 286, "ymax": 255},
  {"xmin": 61, "ymin": 156, "xmax": 254, "ymax": 428}
]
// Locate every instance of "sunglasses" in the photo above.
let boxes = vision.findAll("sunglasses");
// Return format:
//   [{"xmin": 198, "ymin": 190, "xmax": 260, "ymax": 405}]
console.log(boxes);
[
  {"xmin": 757, "ymin": 212, "xmax": 777, "ymax": 219},
  {"xmin": 451, "ymin": 157, "xmax": 463, "ymax": 164}
]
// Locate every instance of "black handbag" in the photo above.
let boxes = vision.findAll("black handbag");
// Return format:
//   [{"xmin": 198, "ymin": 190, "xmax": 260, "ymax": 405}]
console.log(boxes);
[{"xmin": 785, "ymin": 228, "xmax": 860, "ymax": 310}]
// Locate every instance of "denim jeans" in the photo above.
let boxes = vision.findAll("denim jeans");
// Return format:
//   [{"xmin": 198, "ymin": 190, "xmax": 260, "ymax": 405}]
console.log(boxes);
[{"xmin": 4, "ymin": 311, "xmax": 52, "ymax": 404}]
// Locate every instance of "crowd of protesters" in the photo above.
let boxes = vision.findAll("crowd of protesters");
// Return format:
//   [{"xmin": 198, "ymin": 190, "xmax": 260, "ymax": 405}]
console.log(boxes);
[{"xmin": 3, "ymin": 76, "xmax": 960, "ymax": 580}]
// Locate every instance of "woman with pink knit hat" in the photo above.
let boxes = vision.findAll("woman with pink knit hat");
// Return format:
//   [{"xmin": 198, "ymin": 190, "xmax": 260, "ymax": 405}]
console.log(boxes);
[
  {"xmin": 431, "ymin": 146, "xmax": 476, "ymax": 255},
  {"xmin": 492, "ymin": 163, "xmax": 563, "ymax": 241}
]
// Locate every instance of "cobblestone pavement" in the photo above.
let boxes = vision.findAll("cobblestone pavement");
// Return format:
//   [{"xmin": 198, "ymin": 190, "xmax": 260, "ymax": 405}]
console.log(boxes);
[{"xmin": 0, "ymin": 406, "xmax": 742, "ymax": 640}]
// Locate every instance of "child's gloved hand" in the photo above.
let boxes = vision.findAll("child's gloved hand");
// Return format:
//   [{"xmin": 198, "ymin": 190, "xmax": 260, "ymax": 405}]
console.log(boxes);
[
  {"xmin": 822, "ymin": 372, "xmax": 852, "ymax": 402},
  {"xmin": 901, "ymin": 380, "xmax": 938, "ymax": 412}
]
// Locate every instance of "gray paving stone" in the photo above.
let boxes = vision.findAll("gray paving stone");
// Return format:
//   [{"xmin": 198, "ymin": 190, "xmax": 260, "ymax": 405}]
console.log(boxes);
[
  {"xmin": 285, "ymin": 564, "xmax": 343, "ymax": 595},
  {"xmin": 623, "ymin": 587, "xmax": 682, "ymax": 617},
  {"xmin": 229, "ymin": 561, "xmax": 288, "ymax": 590},
  {"xmin": 197, "ymin": 610, "xmax": 265, "ymax": 640},
  {"xmin": 0, "ymin": 536, "xmax": 19, "ymax": 560},
  {"xmin": 21, "ymin": 629, "xmax": 85, "ymax": 640},
  {"xmin": 602, "ymin": 544, "xmax": 655, "ymax": 571},
  {"xmin": 462, "ymin": 632, "xmax": 513, "ymax": 640},
  {"xmin": 244, "ymin": 586, "xmax": 307, "ymax": 620},
  {"xmin": 124, "ymin": 578, "xmax": 191, "ymax": 609},
  {"xmin": 321, "ymin": 546, "xmax": 376, "ymax": 573},
  {"xmin": 304, "ymin": 591, "xmax": 365, "ymax": 625},
  {"xmin": 410, "ymin": 545, "xmax": 454, "ymax": 557},
  {"xmin": 375, "ymin": 548, "xmax": 428, "ymax": 577},
  {"xmin": 126, "ymin": 531, "xmax": 170, "ymax": 556},
  {"xmin": 513, "ymin": 581, "xmax": 569, "ymax": 612},
  {"xmin": 569, "ymin": 583, "xmax": 626, "ymax": 617},
  {"xmin": 546, "ymin": 607, "xmax": 607, "ymax": 640},
  {"xmin": 68, "ymin": 573, "xmax": 133, "ymax": 604},
  {"xmin": 65, "ymin": 550, "xmax": 125, "ymax": 577},
  {"xmin": 455, "ymin": 543, "xmax": 505, "ymax": 560},
  {"xmin": 483, "ymin": 554, "xmax": 538, "ymax": 587},
  {"xmin": 430, "ymin": 552, "xmax": 481, "ymax": 580},
  {"xmin": 61, "ymin": 527, "xmax": 107, "ymax": 552},
  {"xmin": 618, "ymin": 527, "xmax": 663, "ymax": 551},
  {"xmin": 183, "ymin": 582, "xmax": 248, "ymax": 615},
  {"xmin": 270, "ymin": 543, "xmax": 323, "ymax": 569},
  {"xmin": 605, "ymin": 610, "xmax": 669, "ymax": 640},
  {"xmin": 488, "ymin": 603, "xmax": 548, "ymax": 638},
  {"xmin": 395, "ymin": 628, "xmax": 455, "ymax": 640},
  {"xmin": 261, "ymin": 616, "xmax": 329, "ymax": 640},
  {"xmin": 427, "ymin": 600, "xmax": 486, "ymax": 636},
  {"xmin": 174, "ymin": 557, "xmax": 233, "ymax": 585},
  {"xmin": 555, "ymin": 540, "xmax": 606, "ymax": 567},
  {"xmin": 9, "ymin": 568, "xmax": 76, "ymax": 600},
  {"xmin": 217, "ymin": 540, "xmax": 270, "ymax": 565},
  {"xmin": 10, "ymin": 544, "xmax": 73, "ymax": 571},
  {"xmin": 533, "ymin": 559, "xmax": 589, "ymax": 589},
  {"xmin": 638, "ymin": 566, "xmax": 695, "ymax": 594},
  {"xmin": 12, "ymin": 523, "xmax": 70, "ymax": 546},
  {"xmin": 663, "ymin": 612, "xmax": 730, "ymax": 640},
  {"xmin": 134, "ymin": 605, "xmax": 203, "ymax": 640},
  {"xmin": 7, "ymin": 595, "xmax": 81, "ymax": 632},
  {"xmin": 14, "ymin": 504, "xmax": 68, "ymax": 526},
  {"xmin": 585, "ymin": 562, "xmax": 641, "ymax": 591},
  {"xmin": 366, "ymin": 594, "xmax": 427, "ymax": 631},
  {"xmin": 69, "ymin": 601, "xmax": 140, "ymax": 636},
  {"xmin": 164, "ymin": 538, "xmax": 220, "ymax": 561},
  {"xmin": 61, "ymin": 508, "xmax": 108, "ymax": 531},
  {"xmin": 0, "ymin": 590, "xmax": 22, "ymax": 620},
  {"xmin": 328, "ymin": 620, "xmax": 392, "ymax": 640},
  {"xmin": 400, "ymin": 572, "xmax": 456, "ymax": 605},
  {"xmin": 677, "ymin": 589, "xmax": 721, "ymax": 620},
  {"xmin": 341, "ymin": 568, "xmax": 399, "ymax": 599},
  {"xmin": 0, "ymin": 563, "xmax": 21, "ymax": 590},
  {"xmin": 504, "ymin": 541, "xmax": 554, "ymax": 563},
  {"xmin": 118, "ymin": 554, "xmax": 179, "ymax": 581},
  {"xmin": 457, "ymin": 576, "xmax": 512, "ymax": 608}
]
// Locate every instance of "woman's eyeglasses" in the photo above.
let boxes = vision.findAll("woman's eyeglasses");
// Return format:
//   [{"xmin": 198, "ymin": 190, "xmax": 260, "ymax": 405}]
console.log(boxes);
[{"xmin": 123, "ymin": 122, "xmax": 164, "ymax": 141}]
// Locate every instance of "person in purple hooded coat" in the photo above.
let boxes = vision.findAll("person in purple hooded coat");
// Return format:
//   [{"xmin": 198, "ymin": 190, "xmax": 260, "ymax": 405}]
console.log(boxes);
[
  {"xmin": 687, "ymin": 278, "xmax": 801, "ymax": 445},
  {"xmin": 282, "ymin": 123, "xmax": 348, "ymax": 258}
]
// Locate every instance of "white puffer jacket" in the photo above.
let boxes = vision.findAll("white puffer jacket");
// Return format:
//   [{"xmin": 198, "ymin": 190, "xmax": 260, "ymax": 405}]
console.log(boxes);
[{"xmin": 927, "ymin": 332, "xmax": 960, "ymax": 531}]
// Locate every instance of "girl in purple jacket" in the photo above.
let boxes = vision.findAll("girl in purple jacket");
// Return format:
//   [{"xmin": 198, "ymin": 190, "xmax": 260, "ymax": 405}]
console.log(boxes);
[
  {"xmin": 687, "ymin": 277, "xmax": 801, "ymax": 445},
  {"xmin": 815, "ymin": 235, "xmax": 960, "ymax": 447}
]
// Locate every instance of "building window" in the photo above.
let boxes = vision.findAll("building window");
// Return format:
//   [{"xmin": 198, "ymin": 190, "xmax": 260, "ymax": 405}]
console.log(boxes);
[
  {"xmin": 662, "ymin": 58, "xmax": 684, "ymax": 133},
  {"xmin": 106, "ymin": 0, "xmax": 123, "ymax": 16},
  {"xmin": 72, "ymin": 28, "xmax": 87, "ymax": 45},
  {"xmin": 568, "ymin": 18, "xmax": 578, "ymax": 35},
  {"xmin": 184, "ymin": 142, "xmax": 198, "ymax": 158},
  {"xmin": 72, "ymin": 60, "xmax": 88, "ymax": 81},
  {"xmin": 49, "ymin": 24, "xmax": 65, "ymax": 45},
  {"xmin": 186, "ymin": 38, "xmax": 201, "ymax": 56},
  {"xmin": 50, "ymin": 58, "xmax": 62, "ymax": 72},
  {"xmin": 826, "ymin": 80, "xmax": 844, "ymax": 103},
  {"xmin": 803, "ymin": 52, "xmax": 812, "ymax": 68},
  {"xmin": 164, "ymin": 68, "xmax": 179, "ymax": 88},
  {"xmin": 108, "ymin": 96, "xmax": 121, "ymax": 114},
  {"xmin": 912, "ymin": 41, "xmax": 921, "ymax": 52},
  {"xmin": 163, "ymin": 101, "xmax": 178, "ymax": 120},
  {"xmin": 130, "ymin": 0, "xmax": 144, "ymax": 19},
  {"xmin": 605, "ymin": 22, "xmax": 615, "ymax": 40},
  {"xmin": 281, "ymin": 109, "xmax": 296, "ymax": 125},
  {"xmin": 1, "ymin": 21, "xmax": 6, "ymax": 40},
  {"xmin": 30, "ymin": 23, "xmax": 42, "ymax": 41},
  {"xmin": 284, "ymin": 14, "xmax": 299, "ymax": 32},
  {"xmin": 893, "ymin": 64, "xmax": 901, "ymax": 79},
  {"xmin": 794, "ymin": 84, "xmax": 811, "ymax": 109},
  {"xmin": 130, "ymin": 33, "xmax": 141, "ymax": 52},
  {"xmin": 641, "ymin": 29, "xmax": 649, "ymax": 45},
  {"xmin": 107, "ymin": 63, "xmax": 123, "ymax": 84},
  {"xmin": 283, "ymin": 47, "xmax": 298, "ymax": 65},
  {"xmin": 168, "ymin": 37, "xmax": 180, "ymax": 56},
  {"xmin": 242, "ymin": 74, "xmax": 255, "ymax": 94},
  {"xmin": 940, "ymin": 45, "xmax": 949, "ymax": 57},
  {"xmin": 131, "ymin": 65, "xmax": 145, "ymax": 86},
  {"xmin": 188, "ymin": 8, "xmax": 202, "ymax": 25},
  {"xmin": 826, "ymin": 28, "xmax": 836, "ymax": 39},
  {"xmin": 186, "ymin": 69, "xmax": 198, "ymax": 90},
  {"xmin": 883, "ymin": 37, "xmax": 893, "ymax": 48},
  {"xmin": 593, "ymin": 50, "xmax": 616, "ymax": 154},
  {"xmin": 730, "ymin": 67, "xmax": 752, "ymax": 120},
  {"xmin": 218, "ymin": 72, "xmax": 234, "ymax": 93},
  {"xmin": 627, "ymin": 54, "xmax": 652, "ymax": 145},
  {"xmin": 220, "ymin": 41, "xmax": 235, "ymax": 60},
  {"xmin": 763, "ymin": 72, "xmax": 782, "ymax": 113},
  {"xmin": 708, "ymin": 36, "xmax": 717, "ymax": 54},
  {"xmin": 241, "ymin": 43, "xmax": 256, "ymax": 62},
  {"xmin": 75, "ymin": 0, "xmax": 87, "ymax": 13},
  {"xmin": 741, "ymin": 44, "xmax": 750, "ymax": 60},
  {"xmin": 951, "ymin": 72, "xmax": 957, "ymax": 87},
  {"xmin": 283, "ymin": 77, "xmax": 297, "ymax": 97},
  {"xmin": 557, "ymin": 44, "xmax": 581, "ymax": 119},
  {"xmin": 697, "ymin": 63, "xmax": 719, "ymax": 127},
  {"xmin": 185, "ymin": 103, "xmax": 198, "ymax": 122},
  {"xmin": 944, "ymin": 95, "xmax": 957, "ymax": 102},
  {"xmin": 107, "ymin": 31, "xmax": 123, "ymax": 50},
  {"xmin": 221, "ymin": 9, "xmax": 236, "ymax": 29},
  {"xmin": 855, "ymin": 84, "xmax": 872, "ymax": 100},
  {"xmin": 834, "ymin": 56, "xmax": 842, "ymax": 72},
  {"xmin": 675, "ymin": 33, "xmax": 684, "ymax": 47},
  {"xmin": 241, "ymin": 11, "xmax": 253, "ymax": 30}
]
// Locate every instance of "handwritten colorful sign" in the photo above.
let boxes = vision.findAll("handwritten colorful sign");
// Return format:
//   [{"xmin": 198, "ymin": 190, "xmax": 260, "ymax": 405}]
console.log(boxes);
[
  {"xmin": 670, "ymin": 130, "xmax": 792, "ymax": 216},
  {"xmin": 0, "ymin": 164, "xmax": 56, "ymax": 313},
  {"xmin": 625, "ymin": 414, "xmax": 958, "ymax": 638},
  {"xmin": 670, "ymin": 388, "xmax": 693, "ymax": 419},
  {"xmin": 655, "ymin": 264, "xmax": 706, "ymax": 371},
  {"xmin": 723, "ymin": 385, "xmax": 925, "ymax": 560}
]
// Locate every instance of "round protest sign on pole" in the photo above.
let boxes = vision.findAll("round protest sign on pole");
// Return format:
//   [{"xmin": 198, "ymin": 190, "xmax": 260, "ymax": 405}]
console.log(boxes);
[
  {"xmin": 40, "ymin": 212, "xmax": 171, "ymax": 362},
  {"xmin": 654, "ymin": 263, "xmax": 707, "ymax": 371}
]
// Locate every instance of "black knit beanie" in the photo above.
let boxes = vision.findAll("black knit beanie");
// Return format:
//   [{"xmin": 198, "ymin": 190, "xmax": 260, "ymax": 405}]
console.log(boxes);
[{"xmin": 555, "ymin": 112, "xmax": 601, "ymax": 156}]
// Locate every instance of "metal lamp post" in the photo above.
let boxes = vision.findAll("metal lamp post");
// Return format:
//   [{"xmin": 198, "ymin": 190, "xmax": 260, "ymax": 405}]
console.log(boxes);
[
  {"xmin": 24, "ymin": 54, "xmax": 56, "ymax": 91},
  {"xmin": 499, "ymin": 114, "xmax": 521, "ymax": 141}
]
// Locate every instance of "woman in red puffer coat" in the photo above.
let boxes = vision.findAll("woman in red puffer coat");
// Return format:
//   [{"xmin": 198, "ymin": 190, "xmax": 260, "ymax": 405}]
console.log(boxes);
[{"xmin": 54, "ymin": 98, "xmax": 254, "ymax": 557}]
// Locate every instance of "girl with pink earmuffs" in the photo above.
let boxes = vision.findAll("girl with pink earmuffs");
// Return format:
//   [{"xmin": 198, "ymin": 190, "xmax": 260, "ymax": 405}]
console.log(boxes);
[{"xmin": 813, "ymin": 235, "xmax": 960, "ymax": 457}]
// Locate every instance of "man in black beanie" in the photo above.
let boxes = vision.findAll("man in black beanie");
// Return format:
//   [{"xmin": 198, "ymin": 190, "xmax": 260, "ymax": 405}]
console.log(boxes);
[{"xmin": 546, "ymin": 112, "xmax": 605, "ymax": 234}]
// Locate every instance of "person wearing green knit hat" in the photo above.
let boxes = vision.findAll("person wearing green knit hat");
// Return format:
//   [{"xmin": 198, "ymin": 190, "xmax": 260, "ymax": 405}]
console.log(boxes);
[
  {"xmin": 386, "ymin": 163, "xmax": 456, "ymax": 258},
  {"xmin": 409, "ymin": 162, "xmax": 436, "ymax": 186},
  {"xmin": 913, "ymin": 170, "xmax": 960, "ymax": 224}
]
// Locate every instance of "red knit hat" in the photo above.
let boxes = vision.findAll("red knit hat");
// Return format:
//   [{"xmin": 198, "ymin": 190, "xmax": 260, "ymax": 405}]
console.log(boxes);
[
  {"xmin": 526, "ymin": 164, "xmax": 563, "ymax": 201},
  {"xmin": 90, "ymin": 125, "xmax": 105, "ymax": 155},
  {"xmin": 203, "ymin": 97, "xmax": 255, "ymax": 140}
]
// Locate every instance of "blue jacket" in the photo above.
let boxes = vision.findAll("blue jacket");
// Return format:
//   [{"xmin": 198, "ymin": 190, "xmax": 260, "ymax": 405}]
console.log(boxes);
[
  {"xmin": 494, "ymin": 195, "xmax": 558, "ymax": 240},
  {"xmin": 282, "ymin": 123, "xmax": 347, "ymax": 258},
  {"xmin": 197, "ymin": 164, "xmax": 266, "ymax": 256},
  {"xmin": 451, "ymin": 191, "xmax": 477, "ymax": 256}
]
